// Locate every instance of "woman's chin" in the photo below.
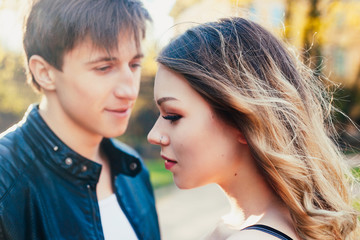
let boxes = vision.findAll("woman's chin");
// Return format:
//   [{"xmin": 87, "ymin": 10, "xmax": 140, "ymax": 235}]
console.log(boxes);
[{"xmin": 174, "ymin": 179, "xmax": 207, "ymax": 190}]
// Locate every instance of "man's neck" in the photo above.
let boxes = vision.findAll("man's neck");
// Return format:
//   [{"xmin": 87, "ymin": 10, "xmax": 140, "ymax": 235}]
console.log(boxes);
[{"xmin": 39, "ymin": 97, "xmax": 103, "ymax": 162}]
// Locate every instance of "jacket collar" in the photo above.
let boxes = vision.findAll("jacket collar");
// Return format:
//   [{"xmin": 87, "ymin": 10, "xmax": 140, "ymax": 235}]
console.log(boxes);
[{"xmin": 20, "ymin": 104, "xmax": 141, "ymax": 185}]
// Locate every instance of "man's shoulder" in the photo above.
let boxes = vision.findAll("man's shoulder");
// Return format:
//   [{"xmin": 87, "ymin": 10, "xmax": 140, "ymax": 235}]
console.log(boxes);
[
  {"xmin": 0, "ymin": 125, "xmax": 31, "ymax": 201},
  {"xmin": 0, "ymin": 119, "xmax": 30, "ymax": 149},
  {"xmin": 0, "ymin": 123, "xmax": 27, "ymax": 159},
  {"xmin": 0, "ymin": 155, "xmax": 23, "ymax": 203}
]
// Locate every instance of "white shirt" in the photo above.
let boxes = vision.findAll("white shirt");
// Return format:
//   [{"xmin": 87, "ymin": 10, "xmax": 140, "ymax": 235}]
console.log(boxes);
[{"xmin": 99, "ymin": 194, "xmax": 138, "ymax": 240}]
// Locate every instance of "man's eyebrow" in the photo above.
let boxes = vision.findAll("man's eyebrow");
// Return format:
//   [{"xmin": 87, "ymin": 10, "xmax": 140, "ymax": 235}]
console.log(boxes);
[
  {"xmin": 156, "ymin": 97, "xmax": 178, "ymax": 106},
  {"xmin": 85, "ymin": 53, "xmax": 144, "ymax": 65},
  {"xmin": 134, "ymin": 53, "xmax": 144, "ymax": 59},
  {"xmin": 85, "ymin": 57, "xmax": 118, "ymax": 65}
]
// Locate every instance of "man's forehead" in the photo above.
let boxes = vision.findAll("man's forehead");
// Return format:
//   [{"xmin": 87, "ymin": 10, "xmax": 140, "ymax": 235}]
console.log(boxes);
[{"xmin": 68, "ymin": 33, "xmax": 143, "ymax": 59}]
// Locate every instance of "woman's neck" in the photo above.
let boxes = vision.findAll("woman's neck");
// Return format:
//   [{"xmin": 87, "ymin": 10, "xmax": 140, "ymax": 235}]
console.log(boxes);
[
  {"xmin": 221, "ymin": 178, "xmax": 281, "ymax": 228},
  {"xmin": 218, "ymin": 153, "xmax": 288, "ymax": 229}
]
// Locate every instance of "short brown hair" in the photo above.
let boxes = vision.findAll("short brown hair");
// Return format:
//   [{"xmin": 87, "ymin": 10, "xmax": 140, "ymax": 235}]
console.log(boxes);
[{"xmin": 23, "ymin": 0, "xmax": 151, "ymax": 91}]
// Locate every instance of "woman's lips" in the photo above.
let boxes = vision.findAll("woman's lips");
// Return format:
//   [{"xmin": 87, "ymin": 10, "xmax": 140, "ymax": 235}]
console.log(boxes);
[{"xmin": 161, "ymin": 155, "xmax": 177, "ymax": 170}]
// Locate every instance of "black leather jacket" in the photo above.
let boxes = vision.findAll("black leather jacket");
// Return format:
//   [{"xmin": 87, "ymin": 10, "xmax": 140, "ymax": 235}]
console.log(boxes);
[{"xmin": 0, "ymin": 105, "xmax": 160, "ymax": 240}]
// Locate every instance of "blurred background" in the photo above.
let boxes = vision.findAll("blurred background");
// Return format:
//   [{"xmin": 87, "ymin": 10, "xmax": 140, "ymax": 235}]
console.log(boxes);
[
  {"xmin": 1, "ymin": 1, "xmax": 360, "ymax": 239},
  {"xmin": 1, "ymin": 0, "xmax": 360, "ymax": 188}
]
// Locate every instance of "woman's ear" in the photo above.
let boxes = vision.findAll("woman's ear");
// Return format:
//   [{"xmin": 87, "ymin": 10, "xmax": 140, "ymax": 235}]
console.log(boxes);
[
  {"xmin": 28, "ymin": 55, "xmax": 56, "ymax": 91},
  {"xmin": 237, "ymin": 132, "xmax": 248, "ymax": 145}
]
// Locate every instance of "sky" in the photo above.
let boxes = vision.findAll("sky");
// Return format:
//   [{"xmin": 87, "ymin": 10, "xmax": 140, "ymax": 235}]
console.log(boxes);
[
  {"xmin": 0, "ymin": 4, "xmax": 23, "ymax": 51},
  {"xmin": 143, "ymin": 0, "xmax": 176, "ymax": 40},
  {"xmin": 0, "ymin": 0, "xmax": 176, "ymax": 52}
]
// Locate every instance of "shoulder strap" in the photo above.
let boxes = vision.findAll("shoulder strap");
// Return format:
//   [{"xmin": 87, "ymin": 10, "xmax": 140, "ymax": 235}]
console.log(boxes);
[{"xmin": 242, "ymin": 224, "xmax": 293, "ymax": 240}]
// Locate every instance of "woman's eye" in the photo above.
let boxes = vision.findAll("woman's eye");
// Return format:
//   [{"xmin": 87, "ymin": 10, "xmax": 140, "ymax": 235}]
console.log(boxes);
[{"xmin": 162, "ymin": 115, "xmax": 182, "ymax": 123}]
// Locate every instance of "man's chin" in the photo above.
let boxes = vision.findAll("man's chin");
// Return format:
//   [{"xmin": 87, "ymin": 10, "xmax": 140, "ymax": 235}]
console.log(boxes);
[{"xmin": 104, "ymin": 126, "xmax": 129, "ymax": 139}]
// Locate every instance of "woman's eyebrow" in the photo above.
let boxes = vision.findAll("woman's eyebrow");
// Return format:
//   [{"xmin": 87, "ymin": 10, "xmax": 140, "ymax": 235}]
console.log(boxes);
[{"xmin": 156, "ymin": 97, "xmax": 179, "ymax": 106}]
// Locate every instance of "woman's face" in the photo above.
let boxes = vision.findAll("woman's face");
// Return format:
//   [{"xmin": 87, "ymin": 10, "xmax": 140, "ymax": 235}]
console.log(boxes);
[{"xmin": 148, "ymin": 65, "xmax": 246, "ymax": 189}]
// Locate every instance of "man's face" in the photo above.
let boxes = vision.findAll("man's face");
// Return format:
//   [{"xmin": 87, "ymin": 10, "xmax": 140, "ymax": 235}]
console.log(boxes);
[{"xmin": 48, "ymin": 33, "xmax": 143, "ymax": 141}]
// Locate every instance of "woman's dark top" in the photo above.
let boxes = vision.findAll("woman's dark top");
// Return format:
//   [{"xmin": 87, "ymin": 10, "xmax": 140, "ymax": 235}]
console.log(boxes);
[{"xmin": 242, "ymin": 224, "xmax": 293, "ymax": 240}]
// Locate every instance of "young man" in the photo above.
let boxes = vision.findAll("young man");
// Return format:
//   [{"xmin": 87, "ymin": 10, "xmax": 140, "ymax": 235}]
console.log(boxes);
[{"xmin": 0, "ymin": 0, "xmax": 160, "ymax": 239}]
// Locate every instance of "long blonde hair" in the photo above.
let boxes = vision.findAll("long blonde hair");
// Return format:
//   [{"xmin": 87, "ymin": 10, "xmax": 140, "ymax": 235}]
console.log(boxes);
[{"xmin": 157, "ymin": 17, "xmax": 359, "ymax": 239}]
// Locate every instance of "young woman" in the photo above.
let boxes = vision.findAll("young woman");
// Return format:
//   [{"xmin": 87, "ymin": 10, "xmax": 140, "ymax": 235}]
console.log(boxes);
[{"xmin": 148, "ymin": 17, "xmax": 359, "ymax": 239}]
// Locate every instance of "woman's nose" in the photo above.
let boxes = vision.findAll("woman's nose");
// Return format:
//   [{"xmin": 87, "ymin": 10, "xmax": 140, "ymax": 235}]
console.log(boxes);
[
  {"xmin": 147, "ymin": 127, "xmax": 160, "ymax": 145},
  {"xmin": 147, "ymin": 123, "xmax": 169, "ymax": 146}
]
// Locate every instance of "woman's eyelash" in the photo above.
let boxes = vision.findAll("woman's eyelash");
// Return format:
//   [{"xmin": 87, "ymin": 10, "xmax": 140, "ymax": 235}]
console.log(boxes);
[{"xmin": 162, "ymin": 115, "xmax": 182, "ymax": 123}]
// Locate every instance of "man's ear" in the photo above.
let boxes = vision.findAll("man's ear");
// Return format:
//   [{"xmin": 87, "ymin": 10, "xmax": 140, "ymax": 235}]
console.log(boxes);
[
  {"xmin": 238, "ymin": 132, "xmax": 248, "ymax": 145},
  {"xmin": 28, "ymin": 55, "xmax": 56, "ymax": 91}
]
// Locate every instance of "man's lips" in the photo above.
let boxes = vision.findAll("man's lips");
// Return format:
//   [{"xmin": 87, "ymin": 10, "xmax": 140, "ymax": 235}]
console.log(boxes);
[
  {"xmin": 105, "ymin": 105, "xmax": 132, "ymax": 117},
  {"xmin": 105, "ymin": 106, "xmax": 131, "ymax": 113}
]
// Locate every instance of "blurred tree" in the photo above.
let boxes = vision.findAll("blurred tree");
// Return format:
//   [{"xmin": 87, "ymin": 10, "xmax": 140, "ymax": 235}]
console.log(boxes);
[
  {"xmin": 284, "ymin": 0, "xmax": 293, "ymax": 39},
  {"xmin": 283, "ymin": 0, "xmax": 360, "ymax": 148},
  {"xmin": 302, "ymin": 0, "xmax": 322, "ymax": 73},
  {"xmin": 0, "ymin": 46, "xmax": 39, "ymax": 130}
]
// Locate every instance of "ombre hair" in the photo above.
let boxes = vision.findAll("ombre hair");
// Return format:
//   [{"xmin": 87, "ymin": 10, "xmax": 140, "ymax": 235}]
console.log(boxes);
[{"xmin": 157, "ymin": 17, "xmax": 359, "ymax": 239}]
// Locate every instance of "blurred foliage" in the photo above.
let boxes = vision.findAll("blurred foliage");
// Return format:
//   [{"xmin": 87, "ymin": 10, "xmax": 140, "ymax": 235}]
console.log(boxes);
[
  {"xmin": 321, "ymin": 1, "xmax": 360, "ymax": 44},
  {"xmin": 170, "ymin": 0, "xmax": 201, "ymax": 18},
  {"xmin": 146, "ymin": 159, "xmax": 173, "ymax": 188},
  {"xmin": 0, "ymin": 47, "xmax": 39, "ymax": 130},
  {"xmin": 352, "ymin": 167, "xmax": 360, "ymax": 182},
  {"xmin": 285, "ymin": 0, "xmax": 360, "ymax": 149},
  {"xmin": 353, "ymin": 200, "xmax": 360, "ymax": 220},
  {"xmin": 0, "ymin": 49, "xmax": 38, "ymax": 114},
  {"xmin": 302, "ymin": 0, "xmax": 322, "ymax": 71},
  {"xmin": 351, "ymin": 168, "xmax": 360, "ymax": 220}
]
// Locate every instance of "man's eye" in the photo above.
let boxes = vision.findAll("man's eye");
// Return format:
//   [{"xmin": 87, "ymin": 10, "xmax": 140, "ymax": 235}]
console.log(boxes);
[
  {"xmin": 162, "ymin": 115, "xmax": 182, "ymax": 123},
  {"xmin": 130, "ymin": 63, "xmax": 142, "ymax": 69},
  {"xmin": 95, "ymin": 65, "xmax": 112, "ymax": 72}
]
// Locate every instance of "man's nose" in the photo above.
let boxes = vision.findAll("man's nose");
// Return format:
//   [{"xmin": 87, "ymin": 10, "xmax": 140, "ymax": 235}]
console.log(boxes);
[{"xmin": 114, "ymin": 66, "xmax": 139, "ymax": 100}]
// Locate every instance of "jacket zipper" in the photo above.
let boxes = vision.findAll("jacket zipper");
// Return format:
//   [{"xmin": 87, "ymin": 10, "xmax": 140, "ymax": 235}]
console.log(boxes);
[
  {"xmin": 114, "ymin": 178, "xmax": 141, "ymax": 239},
  {"xmin": 87, "ymin": 184, "xmax": 103, "ymax": 240}
]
